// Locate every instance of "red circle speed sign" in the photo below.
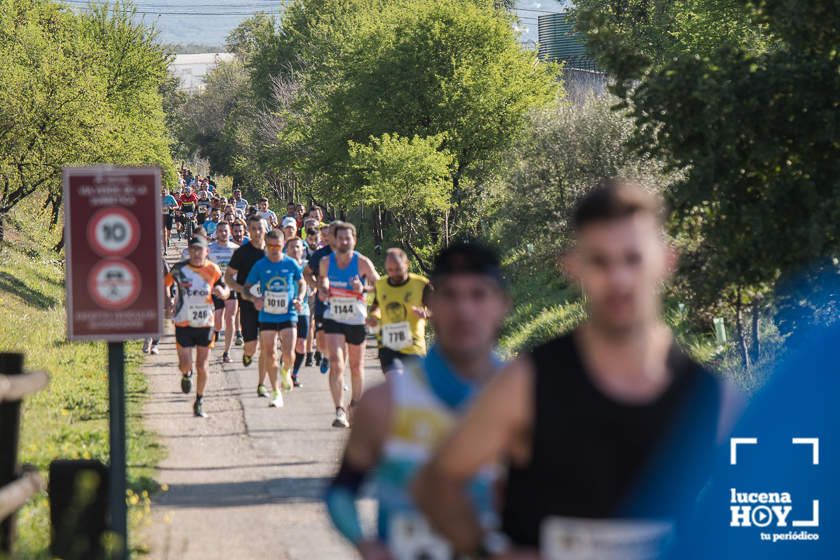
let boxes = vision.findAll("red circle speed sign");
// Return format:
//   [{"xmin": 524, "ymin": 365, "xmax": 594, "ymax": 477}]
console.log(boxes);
[
  {"xmin": 86, "ymin": 207, "xmax": 141, "ymax": 258},
  {"xmin": 87, "ymin": 259, "xmax": 142, "ymax": 310}
]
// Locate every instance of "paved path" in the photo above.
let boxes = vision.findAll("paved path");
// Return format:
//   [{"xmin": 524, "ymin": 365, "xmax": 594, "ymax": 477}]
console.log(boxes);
[{"xmin": 143, "ymin": 239, "xmax": 380, "ymax": 559}]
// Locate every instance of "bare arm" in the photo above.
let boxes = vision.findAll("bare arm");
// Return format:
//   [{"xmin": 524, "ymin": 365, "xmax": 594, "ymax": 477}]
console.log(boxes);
[
  {"xmin": 360, "ymin": 256, "xmax": 380, "ymax": 289},
  {"xmin": 225, "ymin": 265, "xmax": 244, "ymax": 294},
  {"xmin": 318, "ymin": 258, "xmax": 330, "ymax": 302},
  {"xmin": 411, "ymin": 356, "xmax": 535, "ymax": 555},
  {"xmin": 303, "ymin": 264, "xmax": 318, "ymax": 290}
]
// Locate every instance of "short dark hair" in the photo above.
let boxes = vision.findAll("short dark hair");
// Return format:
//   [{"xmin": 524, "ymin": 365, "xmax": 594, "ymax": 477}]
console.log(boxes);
[
  {"xmin": 431, "ymin": 239, "xmax": 505, "ymax": 289},
  {"xmin": 572, "ymin": 178, "xmax": 665, "ymax": 232},
  {"xmin": 259, "ymin": 197, "xmax": 269, "ymax": 203},
  {"xmin": 305, "ymin": 227, "xmax": 319, "ymax": 236}
]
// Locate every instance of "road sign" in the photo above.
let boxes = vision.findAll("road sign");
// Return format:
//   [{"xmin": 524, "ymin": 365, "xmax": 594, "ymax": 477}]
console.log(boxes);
[{"xmin": 64, "ymin": 166, "xmax": 163, "ymax": 341}]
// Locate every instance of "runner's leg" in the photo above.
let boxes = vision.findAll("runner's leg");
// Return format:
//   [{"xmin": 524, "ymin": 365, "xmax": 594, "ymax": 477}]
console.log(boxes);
[{"xmin": 327, "ymin": 333, "xmax": 346, "ymax": 409}]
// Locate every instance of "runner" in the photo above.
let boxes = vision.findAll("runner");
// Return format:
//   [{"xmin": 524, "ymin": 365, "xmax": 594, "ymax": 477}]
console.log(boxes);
[
  {"xmin": 233, "ymin": 189, "xmax": 249, "ymax": 213},
  {"xmin": 243, "ymin": 229, "xmax": 306, "ymax": 407},
  {"xmin": 280, "ymin": 216, "xmax": 298, "ymax": 244},
  {"xmin": 208, "ymin": 222, "xmax": 240, "ymax": 363},
  {"xmin": 226, "ymin": 216, "xmax": 269, "ymax": 396},
  {"xmin": 302, "ymin": 226, "xmax": 322, "ymax": 366},
  {"xmin": 325, "ymin": 241, "xmax": 508, "ymax": 558},
  {"xmin": 413, "ymin": 180, "xmax": 737, "ymax": 557},
  {"xmin": 367, "ymin": 248, "xmax": 431, "ymax": 374},
  {"xmin": 304, "ymin": 223, "xmax": 335, "ymax": 372},
  {"xmin": 257, "ymin": 197, "xmax": 279, "ymax": 230},
  {"xmin": 206, "ymin": 208, "xmax": 222, "ymax": 236},
  {"xmin": 285, "ymin": 237, "xmax": 311, "ymax": 388},
  {"xmin": 318, "ymin": 221, "xmax": 380, "ymax": 428},
  {"xmin": 230, "ymin": 218, "xmax": 248, "ymax": 345},
  {"xmin": 178, "ymin": 186, "xmax": 199, "ymax": 239},
  {"xmin": 165, "ymin": 235, "xmax": 229, "ymax": 418},
  {"xmin": 295, "ymin": 203, "xmax": 306, "ymax": 228},
  {"xmin": 161, "ymin": 188, "xmax": 179, "ymax": 254}
]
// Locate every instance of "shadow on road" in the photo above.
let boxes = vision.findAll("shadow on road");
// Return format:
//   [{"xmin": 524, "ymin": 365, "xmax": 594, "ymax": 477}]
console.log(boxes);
[{"xmin": 157, "ymin": 476, "xmax": 350, "ymax": 507}]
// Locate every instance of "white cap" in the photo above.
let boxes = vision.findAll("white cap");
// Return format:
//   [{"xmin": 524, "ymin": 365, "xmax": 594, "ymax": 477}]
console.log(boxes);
[{"xmin": 281, "ymin": 217, "xmax": 297, "ymax": 229}]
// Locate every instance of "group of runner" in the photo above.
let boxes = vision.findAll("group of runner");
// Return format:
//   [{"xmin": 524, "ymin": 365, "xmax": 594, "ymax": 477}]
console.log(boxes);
[{"xmin": 157, "ymin": 174, "xmax": 743, "ymax": 558}]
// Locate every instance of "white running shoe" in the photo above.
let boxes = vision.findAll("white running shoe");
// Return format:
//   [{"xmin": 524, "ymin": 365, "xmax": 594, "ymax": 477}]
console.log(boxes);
[
  {"xmin": 269, "ymin": 390, "xmax": 284, "ymax": 408},
  {"xmin": 332, "ymin": 407, "xmax": 349, "ymax": 428},
  {"xmin": 150, "ymin": 344, "xmax": 160, "ymax": 355}
]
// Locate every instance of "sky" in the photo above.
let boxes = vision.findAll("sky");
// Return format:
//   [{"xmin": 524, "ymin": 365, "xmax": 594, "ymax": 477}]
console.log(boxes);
[{"xmin": 62, "ymin": 0, "xmax": 570, "ymax": 49}]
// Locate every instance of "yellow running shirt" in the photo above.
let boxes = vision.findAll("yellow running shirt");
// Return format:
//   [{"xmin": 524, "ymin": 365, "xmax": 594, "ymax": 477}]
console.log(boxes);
[{"xmin": 372, "ymin": 273, "xmax": 430, "ymax": 356}]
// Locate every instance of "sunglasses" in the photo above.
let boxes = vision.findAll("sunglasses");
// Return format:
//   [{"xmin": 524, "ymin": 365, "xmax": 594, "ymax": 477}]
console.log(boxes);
[{"xmin": 266, "ymin": 243, "xmax": 283, "ymax": 249}]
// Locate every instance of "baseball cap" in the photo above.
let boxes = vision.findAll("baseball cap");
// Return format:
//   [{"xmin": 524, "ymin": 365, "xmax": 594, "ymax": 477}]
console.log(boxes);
[
  {"xmin": 188, "ymin": 236, "xmax": 208, "ymax": 248},
  {"xmin": 281, "ymin": 217, "xmax": 297, "ymax": 228}
]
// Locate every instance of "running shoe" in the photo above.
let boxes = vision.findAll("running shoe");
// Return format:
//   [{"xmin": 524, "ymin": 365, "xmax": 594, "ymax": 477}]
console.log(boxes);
[
  {"xmin": 257, "ymin": 384, "xmax": 269, "ymax": 397},
  {"xmin": 314, "ymin": 351, "xmax": 322, "ymax": 365},
  {"xmin": 269, "ymin": 389, "xmax": 284, "ymax": 408},
  {"xmin": 234, "ymin": 332, "xmax": 243, "ymax": 346},
  {"xmin": 180, "ymin": 371, "xmax": 193, "ymax": 394},
  {"xmin": 292, "ymin": 374, "xmax": 302, "ymax": 388},
  {"xmin": 281, "ymin": 368, "xmax": 293, "ymax": 392},
  {"xmin": 222, "ymin": 352, "xmax": 232, "ymax": 364},
  {"xmin": 193, "ymin": 399, "xmax": 207, "ymax": 418},
  {"xmin": 242, "ymin": 354, "xmax": 253, "ymax": 367},
  {"xmin": 320, "ymin": 358, "xmax": 329, "ymax": 375},
  {"xmin": 142, "ymin": 340, "xmax": 150, "ymax": 353},
  {"xmin": 150, "ymin": 344, "xmax": 160, "ymax": 355},
  {"xmin": 305, "ymin": 353, "xmax": 313, "ymax": 367},
  {"xmin": 332, "ymin": 407, "xmax": 349, "ymax": 428}
]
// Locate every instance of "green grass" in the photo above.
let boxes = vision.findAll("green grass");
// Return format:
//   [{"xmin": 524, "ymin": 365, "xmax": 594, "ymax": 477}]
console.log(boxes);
[{"xmin": 0, "ymin": 200, "xmax": 163, "ymax": 558}]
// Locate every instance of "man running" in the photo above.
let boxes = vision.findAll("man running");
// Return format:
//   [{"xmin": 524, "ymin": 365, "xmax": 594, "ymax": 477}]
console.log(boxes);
[
  {"xmin": 318, "ymin": 221, "xmax": 380, "ymax": 428},
  {"xmin": 367, "ymin": 248, "xmax": 431, "ymax": 374},
  {"xmin": 226, "ymin": 216, "xmax": 269, "ymax": 395},
  {"xmin": 244, "ymin": 230, "xmax": 306, "ymax": 407},
  {"xmin": 161, "ymin": 188, "xmax": 179, "ymax": 253},
  {"xmin": 325, "ymin": 241, "xmax": 508, "ymax": 558},
  {"xmin": 305, "ymin": 223, "xmax": 335, "ymax": 372},
  {"xmin": 257, "ymin": 197, "xmax": 279, "ymax": 230},
  {"xmin": 165, "ymin": 235, "xmax": 229, "ymax": 418},
  {"xmin": 280, "ymin": 216, "xmax": 298, "ymax": 244},
  {"xmin": 285, "ymin": 237, "xmax": 311, "ymax": 388},
  {"xmin": 414, "ymin": 180, "xmax": 739, "ymax": 557},
  {"xmin": 208, "ymin": 222, "xmax": 240, "ymax": 363},
  {"xmin": 233, "ymin": 189, "xmax": 249, "ymax": 213},
  {"xmin": 178, "ymin": 186, "xmax": 199, "ymax": 238}
]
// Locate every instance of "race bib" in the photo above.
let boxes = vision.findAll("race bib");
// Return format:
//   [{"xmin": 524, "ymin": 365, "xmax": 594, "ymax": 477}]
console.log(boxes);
[
  {"xmin": 264, "ymin": 290, "xmax": 289, "ymax": 315},
  {"xmin": 187, "ymin": 303, "xmax": 213, "ymax": 327},
  {"xmin": 382, "ymin": 321, "xmax": 412, "ymax": 351},
  {"xmin": 541, "ymin": 517, "xmax": 674, "ymax": 560},
  {"xmin": 185, "ymin": 211, "xmax": 194, "ymax": 218},
  {"xmin": 389, "ymin": 514, "xmax": 451, "ymax": 560},
  {"xmin": 330, "ymin": 297, "xmax": 361, "ymax": 322}
]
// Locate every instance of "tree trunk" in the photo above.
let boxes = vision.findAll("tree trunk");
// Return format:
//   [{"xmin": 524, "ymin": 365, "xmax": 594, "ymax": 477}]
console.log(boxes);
[
  {"xmin": 734, "ymin": 289, "xmax": 750, "ymax": 369},
  {"xmin": 0, "ymin": 213, "xmax": 5, "ymax": 248},
  {"xmin": 749, "ymin": 298, "xmax": 761, "ymax": 364}
]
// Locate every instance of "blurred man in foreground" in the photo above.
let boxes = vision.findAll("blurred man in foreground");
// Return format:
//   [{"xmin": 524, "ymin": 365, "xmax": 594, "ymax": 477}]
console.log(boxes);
[
  {"xmin": 325, "ymin": 241, "xmax": 509, "ymax": 559},
  {"xmin": 414, "ymin": 179, "xmax": 741, "ymax": 558}
]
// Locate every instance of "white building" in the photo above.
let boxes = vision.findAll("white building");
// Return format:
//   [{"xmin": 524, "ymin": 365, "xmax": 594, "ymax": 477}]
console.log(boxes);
[{"xmin": 170, "ymin": 53, "xmax": 236, "ymax": 92}]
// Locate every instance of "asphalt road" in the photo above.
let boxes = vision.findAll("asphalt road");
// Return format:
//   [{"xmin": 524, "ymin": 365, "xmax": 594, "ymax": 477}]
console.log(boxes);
[{"xmin": 143, "ymin": 237, "xmax": 380, "ymax": 559}]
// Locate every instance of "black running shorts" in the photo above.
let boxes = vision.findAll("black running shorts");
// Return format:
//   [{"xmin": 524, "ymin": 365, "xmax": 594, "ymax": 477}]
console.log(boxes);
[
  {"xmin": 175, "ymin": 326, "xmax": 214, "ymax": 348},
  {"xmin": 323, "ymin": 320, "xmax": 366, "ymax": 346}
]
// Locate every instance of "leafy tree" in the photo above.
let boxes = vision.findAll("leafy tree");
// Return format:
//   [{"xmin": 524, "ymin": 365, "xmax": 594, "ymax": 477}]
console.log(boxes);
[
  {"xmin": 349, "ymin": 133, "xmax": 455, "ymax": 267},
  {"xmin": 575, "ymin": 0, "xmax": 840, "ymax": 364},
  {"xmin": 281, "ymin": 0, "xmax": 558, "ymax": 259},
  {"xmin": 0, "ymin": 0, "xmax": 175, "ymax": 246}
]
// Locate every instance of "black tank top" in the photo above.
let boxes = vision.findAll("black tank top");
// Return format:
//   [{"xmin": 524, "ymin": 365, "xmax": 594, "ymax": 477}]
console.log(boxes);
[{"xmin": 501, "ymin": 331, "xmax": 721, "ymax": 547}]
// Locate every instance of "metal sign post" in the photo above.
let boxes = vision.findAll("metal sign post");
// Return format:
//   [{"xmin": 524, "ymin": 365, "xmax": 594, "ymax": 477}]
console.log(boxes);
[{"xmin": 63, "ymin": 166, "xmax": 163, "ymax": 559}]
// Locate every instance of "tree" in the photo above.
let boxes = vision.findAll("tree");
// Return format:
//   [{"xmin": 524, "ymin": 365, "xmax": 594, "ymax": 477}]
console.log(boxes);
[
  {"xmin": 0, "ymin": 0, "xmax": 176, "ymax": 246},
  {"xmin": 349, "ymin": 133, "xmax": 455, "ymax": 268},
  {"xmin": 280, "ymin": 0, "xmax": 558, "ymax": 256},
  {"xmin": 574, "ymin": 0, "xmax": 840, "ymax": 363}
]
